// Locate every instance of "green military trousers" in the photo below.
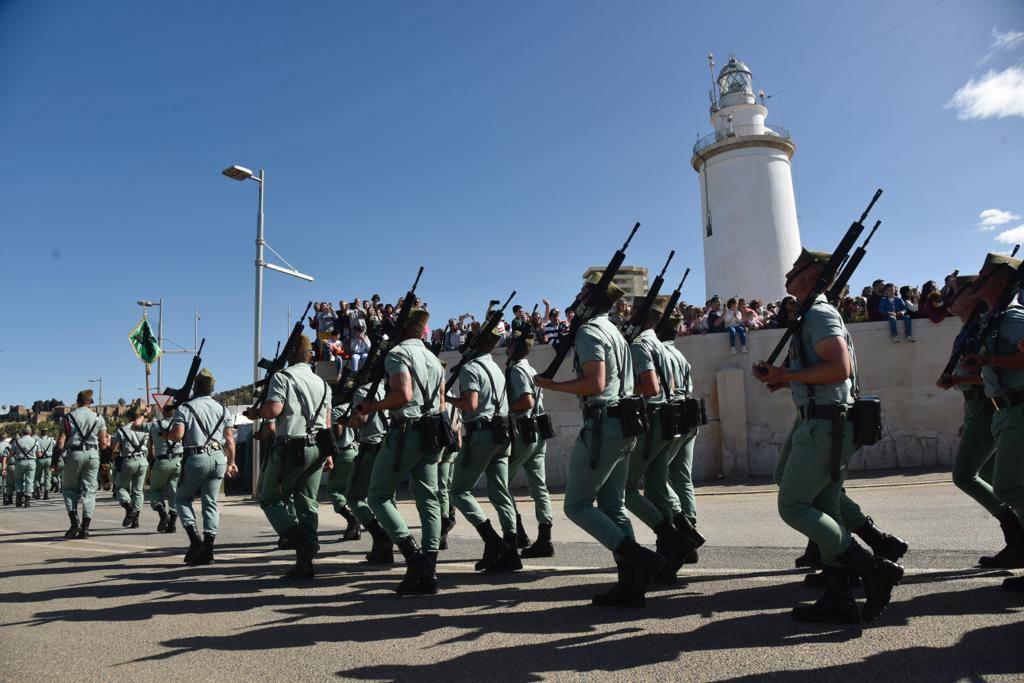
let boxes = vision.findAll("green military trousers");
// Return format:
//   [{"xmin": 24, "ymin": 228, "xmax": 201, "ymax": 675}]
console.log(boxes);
[
  {"xmin": 14, "ymin": 459, "xmax": 36, "ymax": 494},
  {"xmin": 116, "ymin": 455, "xmax": 149, "ymax": 512},
  {"xmin": 451, "ymin": 431, "xmax": 517, "ymax": 535},
  {"xmin": 367, "ymin": 427, "xmax": 442, "ymax": 552},
  {"xmin": 951, "ymin": 397, "xmax": 1004, "ymax": 516},
  {"xmin": 564, "ymin": 414, "xmax": 638, "ymax": 553},
  {"xmin": 148, "ymin": 456, "xmax": 181, "ymax": 510},
  {"xmin": 35, "ymin": 456, "xmax": 49, "ymax": 492},
  {"xmin": 625, "ymin": 422, "xmax": 682, "ymax": 529},
  {"xmin": 437, "ymin": 449, "xmax": 458, "ymax": 517},
  {"xmin": 776, "ymin": 416, "xmax": 858, "ymax": 567},
  {"xmin": 667, "ymin": 428, "xmax": 699, "ymax": 523},
  {"xmin": 260, "ymin": 441, "xmax": 324, "ymax": 549},
  {"xmin": 508, "ymin": 435, "xmax": 553, "ymax": 525},
  {"xmin": 63, "ymin": 449, "xmax": 100, "ymax": 518},
  {"xmin": 3, "ymin": 463, "xmax": 13, "ymax": 494},
  {"xmin": 347, "ymin": 442, "xmax": 381, "ymax": 527},
  {"xmin": 327, "ymin": 444, "xmax": 359, "ymax": 514},
  {"xmin": 175, "ymin": 451, "xmax": 227, "ymax": 536},
  {"xmin": 990, "ymin": 403, "xmax": 1024, "ymax": 525}
]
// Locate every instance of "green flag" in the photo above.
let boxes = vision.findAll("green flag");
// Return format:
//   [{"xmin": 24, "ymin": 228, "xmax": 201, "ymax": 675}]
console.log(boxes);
[{"xmin": 129, "ymin": 317, "xmax": 162, "ymax": 364}]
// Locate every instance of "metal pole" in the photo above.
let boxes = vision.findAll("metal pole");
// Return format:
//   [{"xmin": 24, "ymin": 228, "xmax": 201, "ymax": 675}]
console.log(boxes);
[
  {"xmin": 252, "ymin": 169, "xmax": 265, "ymax": 497},
  {"xmin": 194, "ymin": 307, "xmax": 200, "ymax": 352},
  {"xmin": 99, "ymin": 378, "xmax": 103, "ymax": 416},
  {"xmin": 157, "ymin": 297, "xmax": 164, "ymax": 392}
]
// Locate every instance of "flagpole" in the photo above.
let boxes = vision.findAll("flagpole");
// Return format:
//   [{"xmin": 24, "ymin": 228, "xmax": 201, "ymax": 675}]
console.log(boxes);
[{"xmin": 145, "ymin": 364, "xmax": 151, "ymax": 406}]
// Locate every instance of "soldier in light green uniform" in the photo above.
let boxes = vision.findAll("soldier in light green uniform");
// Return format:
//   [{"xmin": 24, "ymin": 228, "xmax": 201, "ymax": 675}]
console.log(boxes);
[
  {"xmin": 359, "ymin": 309, "xmax": 445, "ymax": 596},
  {"xmin": 506, "ymin": 332, "xmax": 555, "ymax": 558},
  {"xmin": 112, "ymin": 409, "xmax": 150, "ymax": 529},
  {"xmin": 342, "ymin": 381, "xmax": 393, "ymax": 563},
  {"xmin": 134, "ymin": 403, "xmax": 183, "ymax": 533},
  {"xmin": 754, "ymin": 248, "xmax": 904, "ymax": 624},
  {"xmin": 328, "ymin": 400, "xmax": 361, "ymax": 542},
  {"xmin": 535, "ymin": 277, "xmax": 666, "ymax": 608},
  {"xmin": 1, "ymin": 438, "xmax": 12, "ymax": 505},
  {"xmin": 448, "ymin": 328, "xmax": 521, "ymax": 572},
  {"xmin": 659, "ymin": 312, "xmax": 706, "ymax": 569},
  {"xmin": 11, "ymin": 426, "xmax": 39, "ymax": 508},
  {"xmin": 625, "ymin": 297, "xmax": 700, "ymax": 583},
  {"xmin": 937, "ymin": 275, "xmax": 1019, "ymax": 567},
  {"xmin": 168, "ymin": 369, "xmax": 238, "ymax": 566},
  {"xmin": 250, "ymin": 335, "xmax": 332, "ymax": 581},
  {"xmin": 436, "ymin": 396, "xmax": 460, "ymax": 551},
  {"xmin": 34, "ymin": 430, "xmax": 55, "ymax": 500},
  {"xmin": 959, "ymin": 253, "xmax": 1024, "ymax": 592},
  {"xmin": 56, "ymin": 389, "xmax": 110, "ymax": 538}
]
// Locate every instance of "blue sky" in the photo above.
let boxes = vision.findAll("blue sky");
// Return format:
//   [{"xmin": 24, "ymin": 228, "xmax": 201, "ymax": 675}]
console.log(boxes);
[{"xmin": 1, "ymin": 0, "xmax": 1021, "ymax": 405}]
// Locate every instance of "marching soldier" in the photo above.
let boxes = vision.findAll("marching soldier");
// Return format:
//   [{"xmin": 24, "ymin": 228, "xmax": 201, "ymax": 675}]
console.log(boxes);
[
  {"xmin": 56, "ymin": 389, "xmax": 109, "ymax": 538},
  {"xmin": 167, "ymin": 369, "xmax": 237, "ymax": 566},
  {"xmin": 960, "ymin": 253, "xmax": 1024, "ymax": 592},
  {"xmin": 341, "ymin": 379, "xmax": 392, "ymax": 563},
  {"xmin": 506, "ymin": 331, "xmax": 555, "ymax": 558},
  {"xmin": 249, "ymin": 335, "xmax": 332, "ymax": 581},
  {"xmin": 658, "ymin": 312, "xmax": 707, "ymax": 568},
  {"xmin": 11, "ymin": 426, "xmax": 39, "ymax": 508},
  {"xmin": 134, "ymin": 403, "xmax": 183, "ymax": 533},
  {"xmin": 328, "ymin": 399, "xmax": 362, "ymax": 542},
  {"xmin": 112, "ymin": 408, "xmax": 150, "ymax": 529},
  {"xmin": 447, "ymin": 328, "xmax": 521, "ymax": 572},
  {"xmin": 754, "ymin": 248, "xmax": 903, "ymax": 624},
  {"xmin": 358, "ymin": 309, "xmax": 445, "ymax": 596},
  {"xmin": 625, "ymin": 296, "xmax": 700, "ymax": 584},
  {"xmin": 1, "ymin": 435, "xmax": 11, "ymax": 505},
  {"xmin": 535, "ymin": 277, "xmax": 667, "ymax": 608},
  {"xmin": 437, "ymin": 360, "xmax": 461, "ymax": 551},
  {"xmin": 34, "ymin": 428, "xmax": 56, "ymax": 500}
]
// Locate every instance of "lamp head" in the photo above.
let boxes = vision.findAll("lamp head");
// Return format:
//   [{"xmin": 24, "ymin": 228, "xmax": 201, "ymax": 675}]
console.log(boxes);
[{"xmin": 222, "ymin": 165, "xmax": 254, "ymax": 181}]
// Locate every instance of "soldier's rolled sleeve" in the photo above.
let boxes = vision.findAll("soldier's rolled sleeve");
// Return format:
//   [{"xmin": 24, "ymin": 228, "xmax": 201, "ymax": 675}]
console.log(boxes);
[
  {"xmin": 459, "ymin": 364, "xmax": 484, "ymax": 394},
  {"xmin": 267, "ymin": 373, "xmax": 289, "ymax": 404},
  {"xmin": 630, "ymin": 342, "xmax": 655, "ymax": 375},
  {"xmin": 508, "ymin": 366, "xmax": 532, "ymax": 404},
  {"xmin": 805, "ymin": 308, "xmax": 845, "ymax": 348},
  {"xmin": 170, "ymin": 407, "xmax": 188, "ymax": 431},
  {"xmin": 385, "ymin": 350, "xmax": 409, "ymax": 378},
  {"xmin": 575, "ymin": 327, "xmax": 607, "ymax": 365}
]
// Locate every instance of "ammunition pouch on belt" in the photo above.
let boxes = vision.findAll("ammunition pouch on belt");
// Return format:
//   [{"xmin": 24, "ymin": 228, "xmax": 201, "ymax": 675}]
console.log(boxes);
[
  {"xmin": 416, "ymin": 413, "xmax": 455, "ymax": 453},
  {"xmin": 464, "ymin": 416, "xmax": 510, "ymax": 445},
  {"xmin": 536, "ymin": 413, "xmax": 555, "ymax": 440},
  {"xmin": 617, "ymin": 397, "xmax": 648, "ymax": 437},
  {"xmin": 850, "ymin": 395, "xmax": 882, "ymax": 446},
  {"xmin": 314, "ymin": 428, "xmax": 340, "ymax": 459},
  {"xmin": 283, "ymin": 435, "xmax": 313, "ymax": 467},
  {"xmin": 515, "ymin": 416, "xmax": 538, "ymax": 444}
]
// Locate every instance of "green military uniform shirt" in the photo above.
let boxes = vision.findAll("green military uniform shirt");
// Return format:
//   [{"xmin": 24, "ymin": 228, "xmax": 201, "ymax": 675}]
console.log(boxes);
[
  {"xmin": 630, "ymin": 328, "xmax": 672, "ymax": 405},
  {"xmin": 141, "ymin": 418, "xmax": 184, "ymax": 457},
  {"xmin": 171, "ymin": 396, "xmax": 231, "ymax": 449},
  {"xmin": 384, "ymin": 338, "xmax": 444, "ymax": 420},
  {"xmin": 330, "ymin": 404, "xmax": 358, "ymax": 449},
  {"xmin": 458, "ymin": 353, "xmax": 507, "ymax": 423},
  {"xmin": 37, "ymin": 435, "xmax": 56, "ymax": 458},
  {"xmin": 788, "ymin": 295, "xmax": 857, "ymax": 408},
  {"xmin": 662, "ymin": 341, "xmax": 693, "ymax": 399},
  {"xmin": 507, "ymin": 359, "xmax": 544, "ymax": 417},
  {"xmin": 981, "ymin": 303, "xmax": 1024, "ymax": 398},
  {"xmin": 113, "ymin": 425, "xmax": 148, "ymax": 455},
  {"xmin": 573, "ymin": 313, "xmax": 634, "ymax": 408},
  {"xmin": 12, "ymin": 436, "xmax": 38, "ymax": 460},
  {"xmin": 64, "ymin": 407, "xmax": 107, "ymax": 450},
  {"xmin": 352, "ymin": 383, "xmax": 388, "ymax": 444},
  {"xmin": 267, "ymin": 363, "xmax": 331, "ymax": 438}
]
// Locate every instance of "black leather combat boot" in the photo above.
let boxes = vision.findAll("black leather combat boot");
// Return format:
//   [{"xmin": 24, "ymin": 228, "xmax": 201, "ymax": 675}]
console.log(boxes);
[
  {"xmin": 395, "ymin": 536, "xmax": 435, "ymax": 596},
  {"xmin": 515, "ymin": 513, "xmax": 531, "ymax": 549},
  {"xmin": 852, "ymin": 516, "xmax": 908, "ymax": 563},
  {"xmin": 654, "ymin": 518, "xmax": 699, "ymax": 584},
  {"xmin": 363, "ymin": 518, "xmax": 395, "ymax": 565},
  {"xmin": 155, "ymin": 504, "xmax": 169, "ymax": 533},
  {"xmin": 473, "ymin": 520, "xmax": 512, "ymax": 572},
  {"xmin": 521, "ymin": 522, "xmax": 554, "ymax": 558},
  {"xmin": 183, "ymin": 524, "xmax": 202, "ymax": 564},
  {"xmin": 65, "ymin": 511, "xmax": 81, "ymax": 539},
  {"xmin": 338, "ymin": 505, "xmax": 362, "ymax": 542},
  {"xmin": 979, "ymin": 510, "xmax": 1024, "ymax": 569},
  {"xmin": 792, "ymin": 566, "xmax": 861, "ymax": 624},
  {"xmin": 837, "ymin": 538, "xmax": 904, "ymax": 623}
]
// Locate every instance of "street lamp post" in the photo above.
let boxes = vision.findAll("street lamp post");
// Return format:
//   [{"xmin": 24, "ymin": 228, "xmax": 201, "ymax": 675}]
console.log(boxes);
[
  {"xmin": 88, "ymin": 377, "xmax": 103, "ymax": 414},
  {"xmin": 137, "ymin": 299, "xmax": 164, "ymax": 390},
  {"xmin": 222, "ymin": 165, "xmax": 314, "ymax": 497}
]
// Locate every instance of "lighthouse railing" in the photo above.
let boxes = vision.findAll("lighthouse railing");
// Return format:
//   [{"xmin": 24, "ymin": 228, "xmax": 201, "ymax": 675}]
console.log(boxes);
[{"xmin": 692, "ymin": 123, "xmax": 791, "ymax": 156}]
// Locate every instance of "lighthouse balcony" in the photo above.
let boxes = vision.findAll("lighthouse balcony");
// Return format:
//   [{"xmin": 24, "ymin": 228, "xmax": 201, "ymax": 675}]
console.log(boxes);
[{"xmin": 691, "ymin": 123, "xmax": 795, "ymax": 169}]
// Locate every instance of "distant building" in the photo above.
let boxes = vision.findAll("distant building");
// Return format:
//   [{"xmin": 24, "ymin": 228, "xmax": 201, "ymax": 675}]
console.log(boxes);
[
  {"xmin": 7, "ymin": 405, "xmax": 28, "ymax": 417},
  {"xmin": 582, "ymin": 265, "xmax": 649, "ymax": 301}
]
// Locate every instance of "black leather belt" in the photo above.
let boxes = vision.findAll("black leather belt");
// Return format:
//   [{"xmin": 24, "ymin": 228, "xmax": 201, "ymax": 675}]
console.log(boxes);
[
  {"xmin": 465, "ymin": 421, "xmax": 486, "ymax": 433},
  {"xmin": 584, "ymin": 405, "xmax": 622, "ymax": 421},
  {"xmin": 797, "ymin": 404, "xmax": 850, "ymax": 421},
  {"xmin": 156, "ymin": 453, "xmax": 182, "ymax": 460},
  {"xmin": 358, "ymin": 441, "xmax": 382, "ymax": 455},
  {"xmin": 963, "ymin": 387, "xmax": 986, "ymax": 402},
  {"xmin": 992, "ymin": 389, "xmax": 1024, "ymax": 411}
]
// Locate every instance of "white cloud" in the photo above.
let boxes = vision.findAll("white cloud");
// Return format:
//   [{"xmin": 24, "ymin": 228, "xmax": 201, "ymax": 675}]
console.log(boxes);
[
  {"xmin": 978, "ymin": 28, "xmax": 1024, "ymax": 64},
  {"xmin": 994, "ymin": 224, "xmax": 1024, "ymax": 244},
  {"xmin": 978, "ymin": 208, "xmax": 1021, "ymax": 231},
  {"xmin": 946, "ymin": 66, "xmax": 1024, "ymax": 119}
]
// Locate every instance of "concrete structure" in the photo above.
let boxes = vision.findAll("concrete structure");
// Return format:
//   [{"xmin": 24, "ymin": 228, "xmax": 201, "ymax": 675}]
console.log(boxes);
[
  {"xmin": 582, "ymin": 265, "xmax": 648, "ymax": 300},
  {"xmin": 691, "ymin": 56, "xmax": 801, "ymax": 303},
  {"xmin": 445, "ymin": 316, "xmax": 964, "ymax": 489}
]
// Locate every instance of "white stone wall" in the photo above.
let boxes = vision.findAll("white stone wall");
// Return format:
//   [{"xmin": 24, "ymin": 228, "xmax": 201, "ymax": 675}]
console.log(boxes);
[{"xmin": 447, "ymin": 316, "xmax": 964, "ymax": 489}]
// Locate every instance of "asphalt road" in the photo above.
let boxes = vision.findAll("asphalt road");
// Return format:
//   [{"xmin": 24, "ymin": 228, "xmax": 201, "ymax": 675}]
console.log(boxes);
[{"xmin": 1, "ymin": 471, "xmax": 1022, "ymax": 682}]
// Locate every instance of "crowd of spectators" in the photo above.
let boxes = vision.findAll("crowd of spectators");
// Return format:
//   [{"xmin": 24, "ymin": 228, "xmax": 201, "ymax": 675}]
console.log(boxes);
[{"xmin": 307, "ymin": 273, "xmax": 957, "ymax": 369}]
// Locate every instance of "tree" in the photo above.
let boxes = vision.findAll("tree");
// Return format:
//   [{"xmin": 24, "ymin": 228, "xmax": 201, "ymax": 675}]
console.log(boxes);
[{"xmin": 117, "ymin": 398, "xmax": 127, "ymax": 406}]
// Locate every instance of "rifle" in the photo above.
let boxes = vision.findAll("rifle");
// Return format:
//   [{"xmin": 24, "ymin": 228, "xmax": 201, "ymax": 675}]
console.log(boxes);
[
  {"xmin": 757, "ymin": 189, "xmax": 883, "ymax": 375},
  {"xmin": 507, "ymin": 304, "xmax": 539, "ymax": 370},
  {"xmin": 343, "ymin": 266, "xmax": 424, "ymax": 421},
  {"xmin": 940, "ymin": 244, "xmax": 1024, "ymax": 384},
  {"xmin": 621, "ymin": 250, "xmax": 674, "ymax": 343},
  {"xmin": 163, "ymin": 338, "xmax": 207, "ymax": 407},
  {"xmin": 655, "ymin": 267, "xmax": 692, "ymax": 337},
  {"xmin": 446, "ymin": 291, "xmax": 516, "ymax": 391},
  {"xmin": 541, "ymin": 221, "xmax": 641, "ymax": 379},
  {"xmin": 252, "ymin": 302, "xmax": 313, "ymax": 412},
  {"xmin": 827, "ymin": 220, "xmax": 881, "ymax": 303}
]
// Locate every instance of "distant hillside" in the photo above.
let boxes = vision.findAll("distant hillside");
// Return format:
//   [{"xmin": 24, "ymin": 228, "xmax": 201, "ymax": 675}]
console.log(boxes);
[{"xmin": 214, "ymin": 384, "xmax": 254, "ymax": 407}]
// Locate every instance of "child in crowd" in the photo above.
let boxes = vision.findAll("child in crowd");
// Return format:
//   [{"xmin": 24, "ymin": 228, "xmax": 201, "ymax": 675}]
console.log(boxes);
[
  {"xmin": 349, "ymin": 322, "xmax": 371, "ymax": 370},
  {"xmin": 879, "ymin": 283, "xmax": 914, "ymax": 343},
  {"xmin": 722, "ymin": 297, "xmax": 748, "ymax": 354}
]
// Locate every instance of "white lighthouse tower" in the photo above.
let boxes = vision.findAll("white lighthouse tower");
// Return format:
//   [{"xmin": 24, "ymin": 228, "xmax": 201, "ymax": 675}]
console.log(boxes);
[{"xmin": 691, "ymin": 55, "xmax": 802, "ymax": 303}]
